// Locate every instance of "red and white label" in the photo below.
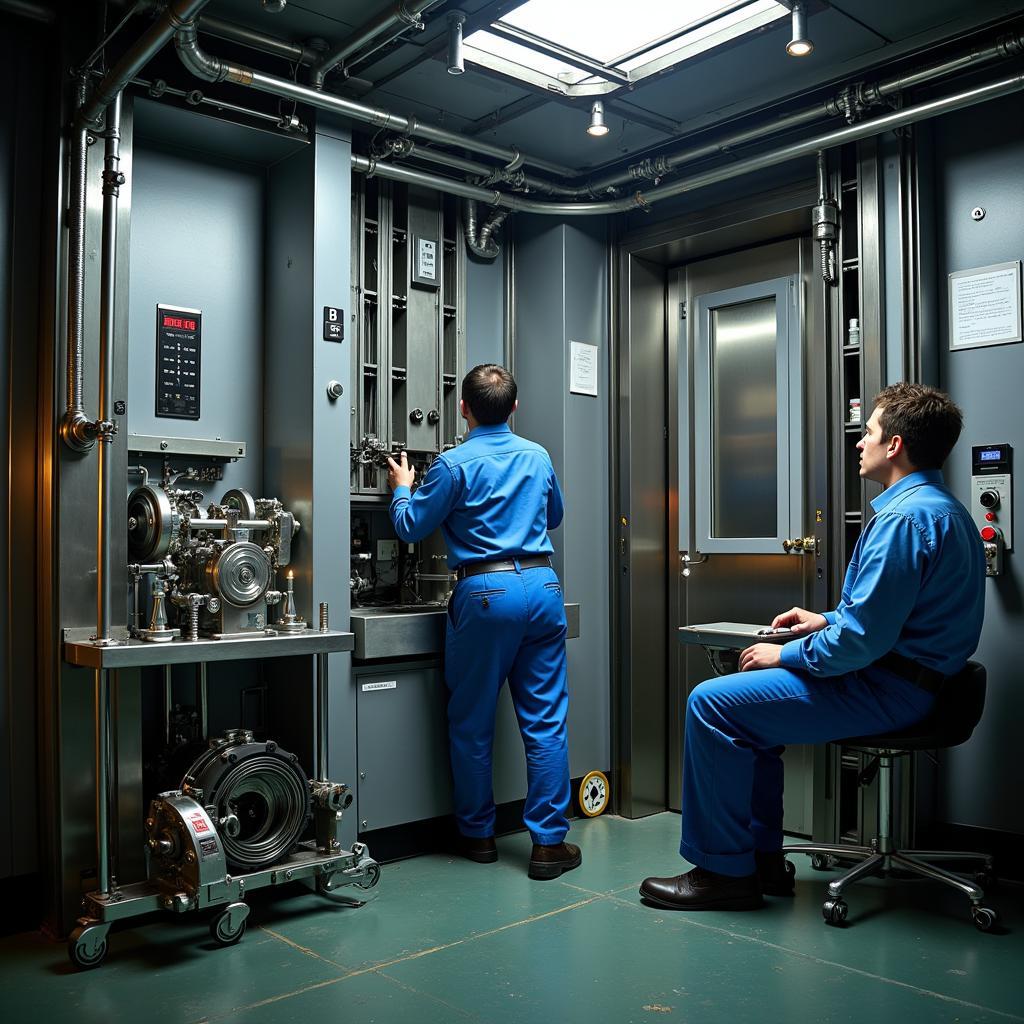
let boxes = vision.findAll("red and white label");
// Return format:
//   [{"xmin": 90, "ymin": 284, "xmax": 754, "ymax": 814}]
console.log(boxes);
[{"xmin": 189, "ymin": 813, "xmax": 210, "ymax": 834}]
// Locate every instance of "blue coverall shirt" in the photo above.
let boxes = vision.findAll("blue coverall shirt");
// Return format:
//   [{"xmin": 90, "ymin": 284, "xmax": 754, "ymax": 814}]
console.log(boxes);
[
  {"xmin": 779, "ymin": 470, "xmax": 986, "ymax": 678},
  {"xmin": 389, "ymin": 422, "xmax": 564, "ymax": 561}
]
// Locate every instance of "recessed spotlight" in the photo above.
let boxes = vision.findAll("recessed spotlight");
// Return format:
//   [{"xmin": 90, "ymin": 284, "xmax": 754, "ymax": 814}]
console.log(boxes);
[
  {"xmin": 587, "ymin": 100, "xmax": 609, "ymax": 137},
  {"xmin": 786, "ymin": 2, "xmax": 813, "ymax": 57}
]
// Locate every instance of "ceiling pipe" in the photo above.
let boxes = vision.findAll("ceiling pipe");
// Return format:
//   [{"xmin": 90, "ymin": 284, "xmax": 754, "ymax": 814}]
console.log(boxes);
[
  {"xmin": 0, "ymin": 0, "xmax": 54, "ymax": 22},
  {"xmin": 197, "ymin": 13, "xmax": 324, "ymax": 65},
  {"xmin": 174, "ymin": 22, "xmax": 578, "ymax": 178},
  {"xmin": 579, "ymin": 26, "xmax": 1024, "ymax": 197},
  {"xmin": 78, "ymin": 0, "xmax": 214, "ymax": 129},
  {"xmin": 351, "ymin": 71, "xmax": 1024, "ymax": 215},
  {"xmin": 309, "ymin": 0, "xmax": 443, "ymax": 89}
]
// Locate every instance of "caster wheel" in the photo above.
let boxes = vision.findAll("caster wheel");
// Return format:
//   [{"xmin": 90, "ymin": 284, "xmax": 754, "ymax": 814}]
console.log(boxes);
[
  {"xmin": 210, "ymin": 905, "xmax": 248, "ymax": 947},
  {"xmin": 784, "ymin": 859, "xmax": 796, "ymax": 881},
  {"xmin": 810, "ymin": 854, "xmax": 833, "ymax": 871},
  {"xmin": 822, "ymin": 898, "xmax": 848, "ymax": 926},
  {"xmin": 971, "ymin": 906, "xmax": 997, "ymax": 932},
  {"xmin": 68, "ymin": 925, "xmax": 109, "ymax": 970},
  {"xmin": 356, "ymin": 862, "xmax": 381, "ymax": 890}
]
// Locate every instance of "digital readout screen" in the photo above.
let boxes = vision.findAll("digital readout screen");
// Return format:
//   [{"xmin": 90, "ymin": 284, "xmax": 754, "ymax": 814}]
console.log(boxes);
[
  {"xmin": 156, "ymin": 305, "xmax": 201, "ymax": 420},
  {"xmin": 980, "ymin": 449, "xmax": 1002, "ymax": 462}
]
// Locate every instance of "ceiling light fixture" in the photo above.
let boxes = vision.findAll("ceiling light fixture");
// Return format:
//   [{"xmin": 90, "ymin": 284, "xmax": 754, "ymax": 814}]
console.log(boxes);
[
  {"xmin": 447, "ymin": 11, "xmax": 467, "ymax": 75},
  {"xmin": 587, "ymin": 100, "xmax": 609, "ymax": 137},
  {"xmin": 786, "ymin": 2, "xmax": 813, "ymax": 57}
]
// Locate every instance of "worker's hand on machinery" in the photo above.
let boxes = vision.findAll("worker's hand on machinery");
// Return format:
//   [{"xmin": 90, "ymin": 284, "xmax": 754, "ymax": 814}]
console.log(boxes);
[
  {"xmin": 771, "ymin": 606, "xmax": 828, "ymax": 635},
  {"xmin": 387, "ymin": 451, "xmax": 416, "ymax": 491},
  {"xmin": 738, "ymin": 643, "xmax": 783, "ymax": 672}
]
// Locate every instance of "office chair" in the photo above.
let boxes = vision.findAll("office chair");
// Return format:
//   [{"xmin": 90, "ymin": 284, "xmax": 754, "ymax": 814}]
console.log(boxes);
[{"xmin": 785, "ymin": 661, "xmax": 998, "ymax": 930}]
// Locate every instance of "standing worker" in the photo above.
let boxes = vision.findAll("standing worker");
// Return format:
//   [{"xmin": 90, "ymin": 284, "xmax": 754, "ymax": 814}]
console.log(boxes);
[{"xmin": 387, "ymin": 364, "xmax": 581, "ymax": 880}]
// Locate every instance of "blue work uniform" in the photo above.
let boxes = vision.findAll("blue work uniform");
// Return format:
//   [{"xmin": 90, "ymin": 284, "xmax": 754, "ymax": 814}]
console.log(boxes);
[
  {"xmin": 390, "ymin": 423, "xmax": 570, "ymax": 844},
  {"xmin": 681, "ymin": 470, "xmax": 985, "ymax": 877}
]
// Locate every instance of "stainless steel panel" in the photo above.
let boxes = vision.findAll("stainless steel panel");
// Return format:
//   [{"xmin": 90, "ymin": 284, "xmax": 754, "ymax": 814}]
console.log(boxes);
[
  {"xmin": 352, "ymin": 602, "xmax": 581, "ymax": 660},
  {"xmin": 351, "ymin": 608, "xmax": 445, "ymax": 661},
  {"xmin": 711, "ymin": 297, "xmax": 778, "ymax": 538},
  {"xmin": 63, "ymin": 628, "xmax": 355, "ymax": 668},
  {"xmin": 127, "ymin": 434, "xmax": 246, "ymax": 459}
]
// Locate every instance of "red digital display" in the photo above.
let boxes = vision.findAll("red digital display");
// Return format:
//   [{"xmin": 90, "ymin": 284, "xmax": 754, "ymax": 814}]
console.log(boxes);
[{"xmin": 162, "ymin": 314, "xmax": 196, "ymax": 331}]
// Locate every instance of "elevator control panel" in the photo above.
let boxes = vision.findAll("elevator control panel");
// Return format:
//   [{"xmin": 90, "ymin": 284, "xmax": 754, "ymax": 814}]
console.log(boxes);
[
  {"xmin": 156, "ymin": 303, "xmax": 201, "ymax": 420},
  {"xmin": 971, "ymin": 443, "xmax": 1012, "ymax": 576}
]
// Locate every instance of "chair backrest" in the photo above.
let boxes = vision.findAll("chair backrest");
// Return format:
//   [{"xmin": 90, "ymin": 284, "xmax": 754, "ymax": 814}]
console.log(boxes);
[{"xmin": 928, "ymin": 660, "xmax": 987, "ymax": 748}]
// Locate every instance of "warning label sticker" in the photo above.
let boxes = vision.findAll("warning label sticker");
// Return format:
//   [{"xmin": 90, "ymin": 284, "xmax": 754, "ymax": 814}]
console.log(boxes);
[
  {"xmin": 199, "ymin": 837, "xmax": 219, "ymax": 858},
  {"xmin": 189, "ymin": 813, "xmax": 210, "ymax": 834}
]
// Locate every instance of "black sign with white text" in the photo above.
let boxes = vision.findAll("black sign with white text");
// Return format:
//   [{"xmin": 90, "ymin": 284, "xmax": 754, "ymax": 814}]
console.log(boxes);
[{"xmin": 323, "ymin": 306, "xmax": 344, "ymax": 342}]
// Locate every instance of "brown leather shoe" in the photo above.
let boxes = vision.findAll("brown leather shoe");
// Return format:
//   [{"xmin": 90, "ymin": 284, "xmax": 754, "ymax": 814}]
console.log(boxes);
[
  {"xmin": 639, "ymin": 866, "xmax": 763, "ymax": 911},
  {"xmin": 756, "ymin": 850, "xmax": 795, "ymax": 897},
  {"xmin": 461, "ymin": 836, "xmax": 498, "ymax": 864},
  {"xmin": 528, "ymin": 841, "xmax": 581, "ymax": 880}
]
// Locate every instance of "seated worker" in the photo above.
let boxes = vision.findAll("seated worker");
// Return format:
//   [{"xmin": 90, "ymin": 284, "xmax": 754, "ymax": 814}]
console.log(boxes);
[
  {"xmin": 641, "ymin": 383, "xmax": 985, "ymax": 910},
  {"xmin": 387, "ymin": 364, "xmax": 581, "ymax": 881}
]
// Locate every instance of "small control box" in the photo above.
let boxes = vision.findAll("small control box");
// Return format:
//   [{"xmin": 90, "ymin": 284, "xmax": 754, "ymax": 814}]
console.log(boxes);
[{"xmin": 971, "ymin": 443, "xmax": 1012, "ymax": 576}]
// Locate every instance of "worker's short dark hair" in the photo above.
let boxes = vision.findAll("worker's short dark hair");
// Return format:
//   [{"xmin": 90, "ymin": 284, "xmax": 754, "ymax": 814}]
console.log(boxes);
[
  {"xmin": 872, "ymin": 382, "xmax": 964, "ymax": 470},
  {"xmin": 462, "ymin": 364, "xmax": 517, "ymax": 424}
]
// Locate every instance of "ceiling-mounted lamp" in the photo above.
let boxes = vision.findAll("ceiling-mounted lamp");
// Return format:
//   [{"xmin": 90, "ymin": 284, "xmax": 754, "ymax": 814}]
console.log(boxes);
[
  {"xmin": 786, "ymin": 2, "xmax": 813, "ymax": 57},
  {"xmin": 587, "ymin": 100, "xmax": 609, "ymax": 137},
  {"xmin": 447, "ymin": 11, "xmax": 467, "ymax": 75},
  {"xmin": 261, "ymin": 0, "xmax": 287, "ymax": 12}
]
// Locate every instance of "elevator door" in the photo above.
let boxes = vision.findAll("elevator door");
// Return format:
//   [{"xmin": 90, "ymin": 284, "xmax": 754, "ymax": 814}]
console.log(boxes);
[{"xmin": 668, "ymin": 239, "xmax": 824, "ymax": 833}]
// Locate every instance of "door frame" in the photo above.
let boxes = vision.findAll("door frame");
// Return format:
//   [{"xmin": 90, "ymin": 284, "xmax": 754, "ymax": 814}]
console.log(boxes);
[{"xmin": 611, "ymin": 180, "xmax": 832, "ymax": 818}]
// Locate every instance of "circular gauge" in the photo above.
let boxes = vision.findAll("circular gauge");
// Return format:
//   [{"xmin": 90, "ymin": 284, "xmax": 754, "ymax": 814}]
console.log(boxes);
[{"xmin": 578, "ymin": 770, "xmax": 610, "ymax": 818}]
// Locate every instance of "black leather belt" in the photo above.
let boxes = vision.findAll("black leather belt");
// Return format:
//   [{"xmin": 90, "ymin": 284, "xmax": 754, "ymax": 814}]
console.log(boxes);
[
  {"xmin": 455, "ymin": 555, "xmax": 552, "ymax": 581},
  {"xmin": 873, "ymin": 651, "xmax": 946, "ymax": 694}
]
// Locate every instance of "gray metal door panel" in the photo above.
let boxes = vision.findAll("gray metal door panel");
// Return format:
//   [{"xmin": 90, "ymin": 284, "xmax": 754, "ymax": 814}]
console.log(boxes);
[
  {"xmin": 356, "ymin": 667, "xmax": 452, "ymax": 831},
  {"xmin": 670, "ymin": 240, "xmax": 824, "ymax": 826}
]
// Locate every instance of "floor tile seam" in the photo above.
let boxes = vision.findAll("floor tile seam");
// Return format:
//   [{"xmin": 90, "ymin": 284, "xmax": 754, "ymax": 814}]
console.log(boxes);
[
  {"xmin": 371, "ymin": 967, "xmax": 490, "ymax": 1022},
  {"xmin": 255, "ymin": 922, "xmax": 355, "ymax": 973},
  {"xmin": 341, "ymin": 895, "xmax": 603, "ymax": 979},
  {"xmin": 198, "ymin": 973, "xmax": 351, "ymax": 1024},
  {"xmin": 605, "ymin": 892, "xmax": 1024, "ymax": 1022}
]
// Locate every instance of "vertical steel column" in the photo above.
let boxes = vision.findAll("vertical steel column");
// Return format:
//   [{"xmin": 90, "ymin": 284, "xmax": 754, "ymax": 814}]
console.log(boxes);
[
  {"xmin": 196, "ymin": 663, "xmax": 208, "ymax": 740},
  {"xmin": 317, "ymin": 603, "xmax": 329, "ymax": 781},
  {"xmin": 96, "ymin": 93, "xmax": 124, "ymax": 643},
  {"xmin": 94, "ymin": 669, "xmax": 112, "ymax": 894}
]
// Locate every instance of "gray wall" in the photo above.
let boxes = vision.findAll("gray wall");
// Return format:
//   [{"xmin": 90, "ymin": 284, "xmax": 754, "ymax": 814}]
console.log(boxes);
[
  {"xmin": 929, "ymin": 93, "xmax": 1024, "ymax": 835},
  {"xmin": 514, "ymin": 218, "xmax": 612, "ymax": 776},
  {"xmin": 127, "ymin": 140, "xmax": 265, "ymax": 496},
  {"xmin": 466, "ymin": 245, "xmax": 505, "ymax": 367}
]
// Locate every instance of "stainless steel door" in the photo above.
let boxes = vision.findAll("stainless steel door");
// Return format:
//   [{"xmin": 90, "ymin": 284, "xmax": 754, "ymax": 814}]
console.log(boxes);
[{"xmin": 668, "ymin": 239, "xmax": 826, "ymax": 833}]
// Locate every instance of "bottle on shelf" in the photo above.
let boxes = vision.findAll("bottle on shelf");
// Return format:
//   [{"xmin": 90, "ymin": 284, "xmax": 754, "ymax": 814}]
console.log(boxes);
[
  {"xmin": 847, "ymin": 318, "xmax": 861, "ymax": 348},
  {"xmin": 848, "ymin": 397, "xmax": 861, "ymax": 424}
]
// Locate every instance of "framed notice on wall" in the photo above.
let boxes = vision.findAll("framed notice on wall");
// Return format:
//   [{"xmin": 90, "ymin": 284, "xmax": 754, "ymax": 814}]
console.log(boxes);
[{"xmin": 948, "ymin": 261, "xmax": 1022, "ymax": 351}]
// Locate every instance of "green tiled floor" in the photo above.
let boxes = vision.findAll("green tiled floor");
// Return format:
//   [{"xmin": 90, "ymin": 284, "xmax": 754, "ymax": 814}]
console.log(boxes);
[{"xmin": 2, "ymin": 813, "xmax": 1021, "ymax": 1024}]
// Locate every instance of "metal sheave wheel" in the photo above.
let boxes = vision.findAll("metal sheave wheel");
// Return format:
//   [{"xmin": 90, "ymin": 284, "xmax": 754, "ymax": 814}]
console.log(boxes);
[
  {"xmin": 184, "ymin": 733, "xmax": 311, "ymax": 872},
  {"xmin": 208, "ymin": 542, "xmax": 272, "ymax": 607}
]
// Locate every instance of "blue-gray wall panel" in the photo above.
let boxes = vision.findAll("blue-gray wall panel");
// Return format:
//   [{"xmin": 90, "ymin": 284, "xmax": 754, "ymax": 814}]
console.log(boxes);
[
  {"xmin": 515, "ymin": 217, "xmax": 612, "ymax": 777},
  {"xmin": 466, "ymin": 248, "xmax": 505, "ymax": 367},
  {"xmin": 931, "ymin": 94, "xmax": 1023, "ymax": 834},
  {"xmin": 127, "ymin": 145, "xmax": 264, "ymax": 496}
]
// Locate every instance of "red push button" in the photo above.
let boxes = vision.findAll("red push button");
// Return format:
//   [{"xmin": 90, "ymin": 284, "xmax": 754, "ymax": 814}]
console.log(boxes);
[
  {"xmin": 985, "ymin": 512, "xmax": 996, "ymax": 522},
  {"xmin": 980, "ymin": 526, "xmax": 998, "ymax": 542}
]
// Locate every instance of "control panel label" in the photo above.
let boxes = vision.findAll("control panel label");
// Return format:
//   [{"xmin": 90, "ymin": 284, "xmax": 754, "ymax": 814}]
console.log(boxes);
[
  {"xmin": 156, "ymin": 304, "xmax": 201, "ymax": 420},
  {"xmin": 413, "ymin": 237, "xmax": 439, "ymax": 288},
  {"xmin": 361, "ymin": 680, "xmax": 397, "ymax": 692},
  {"xmin": 323, "ymin": 306, "xmax": 344, "ymax": 342}
]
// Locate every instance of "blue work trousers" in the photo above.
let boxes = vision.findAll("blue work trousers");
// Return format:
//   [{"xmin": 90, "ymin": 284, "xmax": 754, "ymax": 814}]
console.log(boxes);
[
  {"xmin": 444, "ymin": 563, "xmax": 570, "ymax": 845},
  {"xmin": 681, "ymin": 667, "xmax": 935, "ymax": 877}
]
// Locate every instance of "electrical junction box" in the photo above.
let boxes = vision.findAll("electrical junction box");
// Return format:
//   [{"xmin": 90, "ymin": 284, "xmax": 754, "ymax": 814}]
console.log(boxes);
[{"xmin": 971, "ymin": 443, "xmax": 1012, "ymax": 550}]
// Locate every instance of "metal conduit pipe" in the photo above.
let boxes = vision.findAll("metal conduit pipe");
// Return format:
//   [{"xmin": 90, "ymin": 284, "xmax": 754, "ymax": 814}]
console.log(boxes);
[
  {"xmin": 400, "ymin": 144, "xmax": 581, "ymax": 197},
  {"xmin": 173, "ymin": 24, "xmax": 577, "ymax": 178},
  {"xmin": 478, "ymin": 208, "xmax": 509, "ymax": 253},
  {"xmin": 62, "ymin": 75, "xmax": 94, "ymax": 452},
  {"xmin": 464, "ymin": 200, "xmax": 499, "ymax": 259},
  {"xmin": 579, "ymin": 26, "xmax": 1024, "ymax": 198},
  {"xmin": 197, "ymin": 13, "xmax": 324, "ymax": 65},
  {"xmin": 96, "ymin": 93, "xmax": 124, "ymax": 644},
  {"xmin": 352, "ymin": 72, "xmax": 1024, "ymax": 215},
  {"xmin": 310, "ymin": 0, "xmax": 442, "ymax": 89},
  {"xmin": 78, "ymin": 0, "xmax": 214, "ymax": 130}
]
